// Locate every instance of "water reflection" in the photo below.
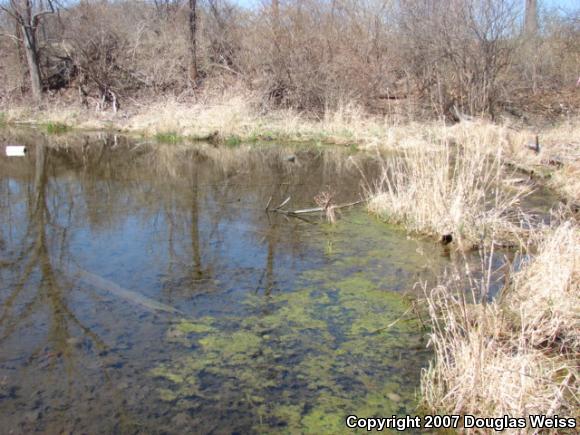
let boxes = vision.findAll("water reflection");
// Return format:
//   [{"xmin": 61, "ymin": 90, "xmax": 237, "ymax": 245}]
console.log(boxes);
[
  {"xmin": 0, "ymin": 129, "xmax": 548, "ymax": 433},
  {"xmin": 1, "ymin": 130, "xmax": 398, "ymax": 433}
]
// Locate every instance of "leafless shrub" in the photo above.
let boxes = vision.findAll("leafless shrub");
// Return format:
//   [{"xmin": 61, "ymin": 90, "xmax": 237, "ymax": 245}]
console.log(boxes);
[
  {"xmin": 314, "ymin": 190, "xmax": 337, "ymax": 224},
  {"xmin": 0, "ymin": 0, "xmax": 578, "ymax": 118},
  {"xmin": 399, "ymin": 0, "xmax": 521, "ymax": 118}
]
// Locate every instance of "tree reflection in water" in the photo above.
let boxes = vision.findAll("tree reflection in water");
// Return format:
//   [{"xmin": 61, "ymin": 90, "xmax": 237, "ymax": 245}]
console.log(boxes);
[{"xmin": 0, "ymin": 130, "xmax": 377, "ymax": 432}]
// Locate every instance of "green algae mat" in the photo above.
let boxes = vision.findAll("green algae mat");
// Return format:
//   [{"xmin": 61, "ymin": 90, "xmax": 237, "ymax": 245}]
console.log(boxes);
[
  {"xmin": 151, "ymin": 213, "xmax": 440, "ymax": 433},
  {"xmin": 1, "ymin": 134, "xmax": 449, "ymax": 433}
]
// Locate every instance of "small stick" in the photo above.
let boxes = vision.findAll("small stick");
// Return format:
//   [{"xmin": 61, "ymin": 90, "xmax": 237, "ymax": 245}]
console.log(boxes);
[
  {"xmin": 291, "ymin": 200, "xmax": 365, "ymax": 215},
  {"xmin": 270, "ymin": 199, "xmax": 365, "ymax": 216},
  {"xmin": 371, "ymin": 305, "xmax": 415, "ymax": 334},
  {"xmin": 274, "ymin": 196, "xmax": 291, "ymax": 210}
]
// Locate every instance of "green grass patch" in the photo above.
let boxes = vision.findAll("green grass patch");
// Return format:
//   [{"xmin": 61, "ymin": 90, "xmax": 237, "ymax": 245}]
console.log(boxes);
[
  {"xmin": 155, "ymin": 132, "xmax": 180, "ymax": 144},
  {"xmin": 346, "ymin": 143, "xmax": 358, "ymax": 153},
  {"xmin": 44, "ymin": 122, "xmax": 70, "ymax": 134},
  {"xmin": 225, "ymin": 134, "xmax": 242, "ymax": 147}
]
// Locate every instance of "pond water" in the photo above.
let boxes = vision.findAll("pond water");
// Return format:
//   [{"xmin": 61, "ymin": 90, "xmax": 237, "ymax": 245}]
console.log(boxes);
[{"xmin": 0, "ymin": 129, "xmax": 552, "ymax": 434}]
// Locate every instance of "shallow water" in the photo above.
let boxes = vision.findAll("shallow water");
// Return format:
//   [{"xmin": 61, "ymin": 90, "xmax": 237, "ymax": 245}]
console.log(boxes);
[{"xmin": 0, "ymin": 129, "xmax": 553, "ymax": 434}]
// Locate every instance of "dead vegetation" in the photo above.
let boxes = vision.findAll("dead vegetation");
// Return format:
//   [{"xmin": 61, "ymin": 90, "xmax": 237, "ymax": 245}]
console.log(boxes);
[
  {"xmin": 421, "ymin": 221, "xmax": 579, "ymax": 427},
  {"xmin": 0, "ymin": 1, "xmax": 578, "ymax": 121},
  {"xmin": 441, "ymin": 118, "xmax": 580, "ymax": 204},
  {"xmin": 4, "ymin": 94, "xmax": 578, "ymax": 209},
  {"xmin": 1, "ymin": 2, "xmax": 578, "ymax": 205},
  {"xmin": 1, "ymin": 2, "xmax": 578, "ymax": 423},
  {"xmin": 367, "ymin": 134, "xmax": 532, "ymax": 248}
]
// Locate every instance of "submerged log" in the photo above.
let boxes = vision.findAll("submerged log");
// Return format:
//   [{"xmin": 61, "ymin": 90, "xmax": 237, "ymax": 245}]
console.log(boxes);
[{"xmin": 68, "ymin": 264, "xmax": 182, "ymax": 315}]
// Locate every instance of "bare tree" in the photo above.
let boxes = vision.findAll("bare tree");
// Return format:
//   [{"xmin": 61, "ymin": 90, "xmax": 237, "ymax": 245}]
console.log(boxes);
[
  {"xmin": 153, "ymin": 0, "xmax": 180, "ymax": 19},
  {"xmin": 0, "ymin": 0, "xmax": 576, "ymax": 117},
  {"xmin": 400, "ymin": 0, "xmax": 519, "ymax": 117},
  {"xmin": 0, "ymin": 0, "xmax": 58, "ymax": 101},
  {"xmin": 524, "ymin": 0, "xmax": 538, "ymax": 37},
  {"xmin": 270, "ymin": 0, "xmax": 286, "ymax": 101},
  {"xmin": 206, "ymin": 0, "xmax": 240, "ymax": 70},
  {"xmin": 188, "ymin": 0, "xmax": 198, "ymax": 85}
]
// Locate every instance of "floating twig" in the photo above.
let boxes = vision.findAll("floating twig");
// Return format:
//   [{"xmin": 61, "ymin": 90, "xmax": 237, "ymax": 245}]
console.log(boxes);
[{"xmin": 275, "ymin": 196, "xmax": 291, "ymax": 211}]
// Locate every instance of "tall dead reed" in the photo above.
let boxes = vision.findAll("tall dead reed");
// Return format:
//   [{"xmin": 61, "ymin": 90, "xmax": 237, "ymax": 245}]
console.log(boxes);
[
  {"xmin": 368, "ymin": 139, "xmax": 530, "ymax": 248},
  {"xmin": 421, "ymin": 221, "xmax": 579, "ymax": 426}
]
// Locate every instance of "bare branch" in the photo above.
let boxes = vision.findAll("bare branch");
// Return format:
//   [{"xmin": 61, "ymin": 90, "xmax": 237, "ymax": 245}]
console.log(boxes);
[{"xmin": 0, "ymin": 32, "xmax": 22, "ymax": 42}]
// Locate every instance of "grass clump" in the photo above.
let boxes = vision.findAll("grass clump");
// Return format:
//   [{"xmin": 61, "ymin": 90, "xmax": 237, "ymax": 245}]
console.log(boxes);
[
  {"xmin": 44, "ymin": 121, "xmax": 70, "ymax": 134},
  {"xmin": 224, "ymin": 134, "xmax": 241, "ymax": 146},
  {"xmin": 507, "ymin": 222, "xmax": 580, "ymax": 353},
  {"xmin": 421, "ymin": 222, "xmax": 579, "ymax": 422},
  {"xmin": 154, "ymin": 131, "xmax": 180, "ymax": 144},
  {"xmin": 440, "ymin": 119, "xmax": 580, "ymax": 204},
  {"xmin": 368, "ymin": 140, "xmax": 530, "ymax": 248}
]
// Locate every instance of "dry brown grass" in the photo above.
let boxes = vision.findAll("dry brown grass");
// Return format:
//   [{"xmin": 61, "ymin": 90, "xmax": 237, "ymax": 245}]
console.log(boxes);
[
  {"xmin": 0, "ymin": 94, "xmax": 468, "ymax": 148},
  {"xmin": 507, "ymin": 222, "xmax": 580, "ymax": 353},
  {"xmin": 440, "ymin": 119, "xmax": 580, "ymax": 203},
  {"xmin": 4, "ymin": 96, "xmax": 579, "ymax": 204},
  {"xmin": 421, "ymin": 222, "xmax": 579, "ymax": 428},
  {"xmin": 367, "ymin": 139, "xmax": 530, "ymax": 248},
  {"xmin": 121, "ymin": 96, "xmax": 425, "ymax": 146}
]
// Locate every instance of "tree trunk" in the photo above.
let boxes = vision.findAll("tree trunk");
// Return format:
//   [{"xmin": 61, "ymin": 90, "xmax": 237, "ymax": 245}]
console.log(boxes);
[
  {"xmin": 13, "ymin": 19, "xmax": 26, "ymax": 96},
  {"xmin": 523, "ymin": 0, "xmax": 539, "ymax": 92},
  {"xmin": 524, "ymin": 0, "xmax": 538, "ymax": 38},
  {"xmin": 270, "ymin": 0, "xmax": 288, "ymax": 105},
  {"xmin": 13, "ymin": 0, "xmax": 44, "ymax": 102},
  {"xmin": 188, "ymin": 0, "xmax": 198, "ymax": 85},
  {"xmin": 22, "ymin": 25, "xmax": 43, "ymax": 102}
]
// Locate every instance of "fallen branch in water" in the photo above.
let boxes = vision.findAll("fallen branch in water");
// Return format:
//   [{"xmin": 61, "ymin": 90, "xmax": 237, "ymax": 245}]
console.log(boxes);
[
  {"xmin": 264, "ymin": 196, "xmax": 273, "ymax": 211},
  {"xmin": 292, "ymin": 200, "xmax": 365, "ymax": 215},
  {"xmin": 267, "ymin": 198, "xmax": 365, "ymax": 217},
  {"xmin": 275, "ymin": 196, "xmax": 292, "ymax": 211},
  {"xmin": 66, "ymin": 264, "xmax": 182, "ymax": 315}
]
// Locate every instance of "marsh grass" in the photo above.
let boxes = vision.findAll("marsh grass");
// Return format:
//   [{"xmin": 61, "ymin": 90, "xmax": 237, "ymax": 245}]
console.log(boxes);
[
  {"xmin": 442, "ymin": 119, "xmax": 580, "ymax": 204},
  {"xmin": 154, "ymin": 131, "xmax": 180, "ymax": 144},
  {"xmin": 507, "ymin": 221, "xmax": 580, "ymax": 353},
  {"xmin": 3, "ymin": 95, "xmax": 578, "ymax": 202},
  {"xmin": 421, "ymin": 222, "xmax": 579, "ymax": 426},
  {"xmin": 367, "ymin": 140, "xmax": 531, "ymax": 248},
  {"xmin": 224, "ymin": 134, "xmax": 242, "ymax": 147},
  {"xmin": 44, "ymin": 121, "xmax": 70, "ymax": 134}
]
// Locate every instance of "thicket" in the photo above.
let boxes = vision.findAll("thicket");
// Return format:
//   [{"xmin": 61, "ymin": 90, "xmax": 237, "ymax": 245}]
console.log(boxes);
[{"xmin": 0, "ymin": 0, "xmax": 578, "ymax": 119}]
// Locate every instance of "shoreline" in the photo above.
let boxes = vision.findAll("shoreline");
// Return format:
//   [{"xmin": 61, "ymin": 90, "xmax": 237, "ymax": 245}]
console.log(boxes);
[
  {"xmin": 1, "ymin": 108, "xmax": 578, "ymax": 427},
  {"xmin": 2, "ymin": 99, "xmax": 578, "ymax": 205}
]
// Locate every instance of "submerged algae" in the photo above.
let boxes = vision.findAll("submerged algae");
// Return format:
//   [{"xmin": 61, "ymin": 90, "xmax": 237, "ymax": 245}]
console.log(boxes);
[
  {"xmin": 174, "ymin": 318, "xmax": 216, "ymax": 335},
  {"xmin": 151, "ymin": 211, "xmax": 436, "ymax": 432},
  {"xmin": 152, "ymin": 280, "xmax": 425, "ymax": 431}
]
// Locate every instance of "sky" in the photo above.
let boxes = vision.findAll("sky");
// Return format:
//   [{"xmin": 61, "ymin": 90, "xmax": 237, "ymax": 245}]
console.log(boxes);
[
  {"xmin": 540, "ymin": 0, "xmax": 580, "ymax": 9},
  {"xmin": 231, "ymin": 0, "xmax": 579, "ymax": 12}
]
